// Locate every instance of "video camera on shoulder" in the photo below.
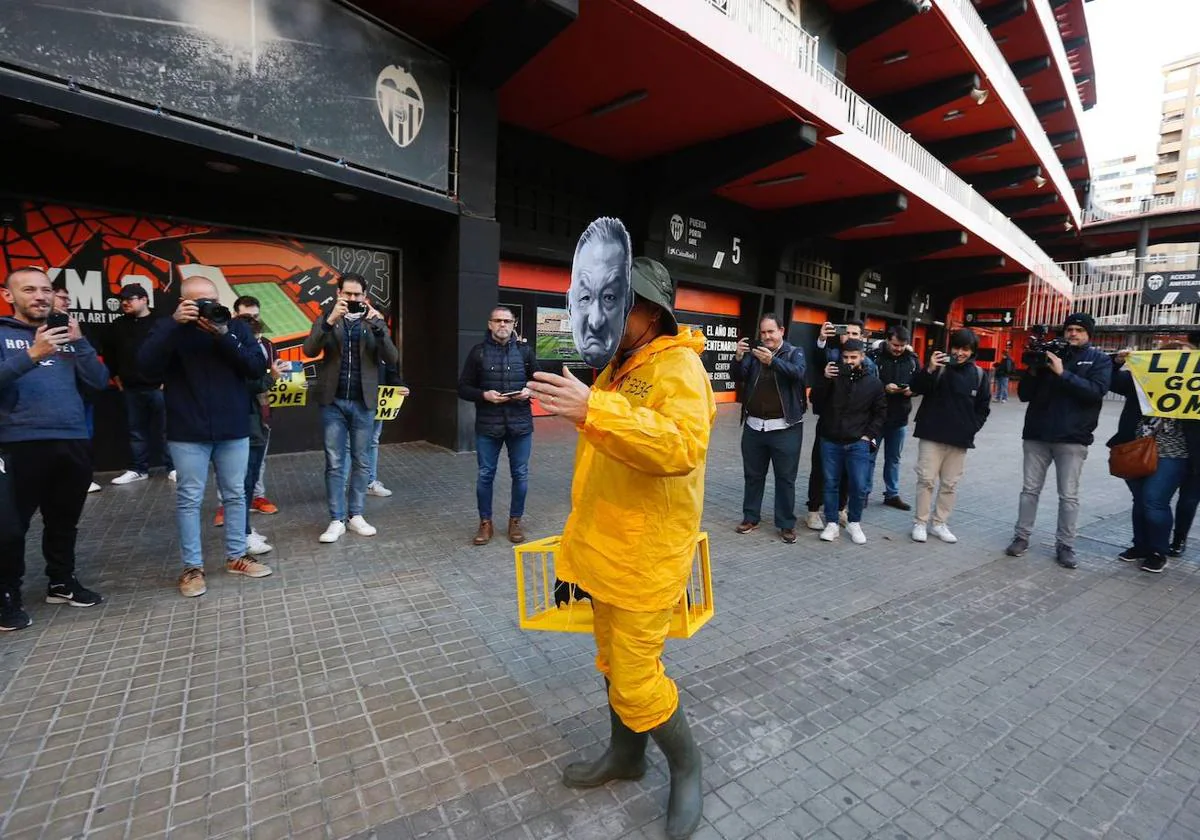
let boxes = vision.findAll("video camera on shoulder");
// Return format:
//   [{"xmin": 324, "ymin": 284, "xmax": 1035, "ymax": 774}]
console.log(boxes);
[
  {"xmin": 194, "ymin": 298, "xmax": 231, "ymax": 325},
  {"xmin": 1022, "ymin": 327, "xmax": 1069, "ymax": 369}
]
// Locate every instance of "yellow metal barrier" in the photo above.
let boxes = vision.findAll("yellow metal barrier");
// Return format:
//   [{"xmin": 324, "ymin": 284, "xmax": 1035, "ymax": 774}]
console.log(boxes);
[{"xmin": 514, "ymin": 533, "xmax": 714, "ymax": 639}]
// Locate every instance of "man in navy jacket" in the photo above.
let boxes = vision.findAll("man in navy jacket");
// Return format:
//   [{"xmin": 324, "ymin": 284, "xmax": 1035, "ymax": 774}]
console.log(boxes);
[
  {"xmin": 733, "ymin": 313, "xmax": 807, "ymax": 543},
  {"xmin": 1006, "ymin": 312, "xmax": 1113, "ymax": 569},
  {"xmin": 139, "ymin": 276, "xmax": 272, "ymax": 597}
]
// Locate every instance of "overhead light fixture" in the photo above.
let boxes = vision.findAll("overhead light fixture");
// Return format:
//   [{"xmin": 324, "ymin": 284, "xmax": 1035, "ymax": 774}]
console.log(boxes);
[
  {"xmin": 753, "ymin": 172, "xmax": 807, "ymax": 188},
  {"xmin": 970, "ymin": 87, "xmax": 989, "ymax": 105},
  {"xmin": 944, "ymin": 110, "xmax": 965, "ymax": 121},
  {"xmin": 332, "ymin": 191, "xmax": 358, "ymax": 202},
  {"xmin": 205, "ymin": 161, "xmax": 240, "ymax": 174},
  {"xmin": 588, "ymin": 89, "xmax": 648, "ymax": 118},
  {"xmin": 882, "ymin": 51, "xmax": 909, "ymax": 65},
  {"xmin": 856, "ymin": 220, "xmax": 895, "ymax": 229},
  {"xmin": 12, "ymin": 113, "xmax": 61, "ymax": 131},
  {"xmin": 977, "ymin": 153, "xmax": 1000, "ymax": 161},
  {"xmin": 1033, "ymin": 174, "xmax": 1047, "ymax": 188},
  {"xmin": 1063, "ymin": 219, "xmax": 1073, "ymax": 231}
]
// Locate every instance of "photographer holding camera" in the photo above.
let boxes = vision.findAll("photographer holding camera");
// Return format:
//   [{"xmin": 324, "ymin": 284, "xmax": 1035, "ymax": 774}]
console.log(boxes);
[
  {"xmin": 304, "ymin": 273, "xmax": 398, "ymax": 544},
  {"xmin": 138, "ymin": 277, "xmax": 272, "ymax": 597},
  {"xmin": 1005, "ymin": 312, "xmax": 1112, "ymax": 569}
]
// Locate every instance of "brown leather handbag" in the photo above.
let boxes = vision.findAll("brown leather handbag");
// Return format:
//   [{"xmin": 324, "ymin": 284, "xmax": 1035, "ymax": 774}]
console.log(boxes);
[{"xmin": 1109, "ymin": 424, "xmax": 1159, "ymax": 480}]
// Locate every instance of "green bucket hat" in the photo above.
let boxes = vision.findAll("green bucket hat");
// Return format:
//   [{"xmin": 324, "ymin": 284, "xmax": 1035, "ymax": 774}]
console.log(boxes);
[{"xmin": 630, "ymin": 257, "xmax": 678, "ymax": 333}]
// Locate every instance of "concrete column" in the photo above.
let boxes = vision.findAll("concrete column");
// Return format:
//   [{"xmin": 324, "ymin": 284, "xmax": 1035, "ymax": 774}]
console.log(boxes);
[{"xmin": 1135, "ymin": 221, "xmax": 1150, "ymax": 263}]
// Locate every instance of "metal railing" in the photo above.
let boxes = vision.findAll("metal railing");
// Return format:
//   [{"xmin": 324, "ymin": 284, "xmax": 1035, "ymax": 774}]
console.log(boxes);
[
  {"xmin": 699, "ymin": 0, "xmax": 1069, "ymax": 293},
  {"xmin": 1084, "ymin": 192, "xmax": 1200, "ymax": 223},
  {"xmin": 938, "ymin": 0, "xmax": 1081, "ymax": 220},
  {"xmin": 1062, "ymin": 254, "xmax": 1200, "ymax": 334}
]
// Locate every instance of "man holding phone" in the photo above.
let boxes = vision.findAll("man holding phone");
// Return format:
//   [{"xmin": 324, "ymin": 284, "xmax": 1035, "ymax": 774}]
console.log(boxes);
[
  {"xmin": 866, "ymin": 326, "xmax": 919, "ymax": 511},
  {"xmin": 304, "ymin": 273, "xmax": 399, "ymax": 544},
  {"xmin": 0, "ymin": 267, "xmax": 109, "ymax": 629},
  {"xmin": 457, "ymin": 306, "xmax": 537, "ymax": 545}
]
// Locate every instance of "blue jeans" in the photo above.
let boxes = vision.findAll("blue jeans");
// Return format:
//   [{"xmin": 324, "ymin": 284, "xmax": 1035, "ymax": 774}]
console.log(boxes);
[
  {"xmin": 867, "ymin": 425, "xmax": 907, "ymax": 500},
  {"xmin": 169, "ymin": 438, "xmax": 249, "ymax": 568},
  {"xmin": 1176, "ymin": 472, "xmax": 1200, "ymax": 543},
  {"xmin": 476, "ymin": 431, "xmax": 532, "ymax": 520},
  {"xmin": 322, "ymin": 399, "xmax": 375, "ymax": 521},
  {"xmin": 124, "ymin": 388, "xmax": 172, "ymax": 473},
  {"xmin": 740, "ymin": 423, "xmax": 803, "ymax": 529},
  {"xmin": 994, "ymin": 375, "xmax": 1009, "ymax": 402},
  {"xmin": 1127, "ymin": 457, "xmax": 1189, "ymax": 556},
  {"xmin": 820, "ymin": 439, "xmax": 872, "ymax": 523},
  {"xmin": 244, "ymin": 439, "xmax": 267, "ymax": 537},
  {"xmin": 368, "ymin": 420, "xmax": 384, "ymax": 485}
]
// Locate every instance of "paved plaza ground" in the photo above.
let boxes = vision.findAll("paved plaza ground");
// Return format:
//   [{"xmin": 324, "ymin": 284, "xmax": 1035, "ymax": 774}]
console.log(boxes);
[{"xmin": 2, "ymin": 397, "xmax": 1199, "ymax": 840}]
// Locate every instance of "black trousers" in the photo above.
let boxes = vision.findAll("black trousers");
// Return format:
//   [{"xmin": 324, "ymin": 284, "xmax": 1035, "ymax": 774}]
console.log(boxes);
[
  {"xmin": 0, "ymin": 439, "xmax": 93, "ymax": 590},
  {"xmin": 806, "ymin": 431, "xmax": 848, "ymax": 513}
]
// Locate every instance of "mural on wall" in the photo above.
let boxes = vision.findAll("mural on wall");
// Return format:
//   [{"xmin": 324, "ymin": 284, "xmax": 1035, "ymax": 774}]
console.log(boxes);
[{"xmin": 0, "ymin": 202, "xmax": 396, "ymax": 364}]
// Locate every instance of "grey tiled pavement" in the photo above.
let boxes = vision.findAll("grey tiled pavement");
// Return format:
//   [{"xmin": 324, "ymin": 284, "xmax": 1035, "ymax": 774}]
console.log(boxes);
[{"xmin": 2, "ymin": 398, "xmax": 1200, "ymax": 839}]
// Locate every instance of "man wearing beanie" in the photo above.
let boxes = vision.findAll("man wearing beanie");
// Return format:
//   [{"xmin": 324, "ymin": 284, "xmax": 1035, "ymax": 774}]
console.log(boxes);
[
  {"xmin": 528, "ymin": 256, "xmax": 715, "ymax": 839},
  {"xmin": 816, "ymin": 338, "xmax": 886, "ymax": 545},
  {"xmin": 1006, "ymin": 312, "xmax": 1112, "ymax": 568}
]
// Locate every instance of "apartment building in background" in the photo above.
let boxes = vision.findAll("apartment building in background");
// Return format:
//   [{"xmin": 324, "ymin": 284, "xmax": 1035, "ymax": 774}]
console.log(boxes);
[
  {"xmin": 1151, "ymin": 52, "xmax": 1200, "ymax": 270},
  {"xmin": 1093, "ymin": 154, "xmax": 1155, "ymax": 209}
]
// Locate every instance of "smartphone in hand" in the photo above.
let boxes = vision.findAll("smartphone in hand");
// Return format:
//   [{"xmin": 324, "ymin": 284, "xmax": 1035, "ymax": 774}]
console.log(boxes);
[{"xmin": 47, "ymin": 312, "xmax": 70, "ymax": 330}]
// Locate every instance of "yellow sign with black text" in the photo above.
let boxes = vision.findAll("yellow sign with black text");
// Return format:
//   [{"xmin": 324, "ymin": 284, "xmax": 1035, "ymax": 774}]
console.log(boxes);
[
  {"xmin": 1125, "ymin": 351, "xmax": 1200, "ymax": 419},
  {"xmin": 265, "ymin": 365, "xmax": 307, "ymax": 408},
  {"xmin": 376, "ymin": 386, "xmax": 407, "ymax": 420}
]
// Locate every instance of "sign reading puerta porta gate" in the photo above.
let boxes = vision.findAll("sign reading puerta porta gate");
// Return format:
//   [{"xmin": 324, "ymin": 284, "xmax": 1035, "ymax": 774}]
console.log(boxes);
[
  {"xmin": 1140, "ymin": 270, "xmax": 1200, "ymax": 307},
  {"xmin": 0, "ymin": 0, "xmax": 451, "ymax": 191}
]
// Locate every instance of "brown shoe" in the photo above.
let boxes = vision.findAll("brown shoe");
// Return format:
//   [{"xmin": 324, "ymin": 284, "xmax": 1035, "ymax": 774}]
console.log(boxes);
[
  {"xmin": 780, "ymin": 528, "xmax": 797, "ymax": 544},
  {"xmin": 226, "ymin": 556, "xmax": 273, "ymax": 578},
  {"xmin": 883, "ymin": 496, "xmax": 912, "ymax": 512},
  {"xmin": 508, "ymin": 517, "xmax": 525, "ymax": 544},
  {"xmin": 473, "ymin": 519, "xmax": 494, "ymax": 546},
  {"xmin": 179, "ymin": 568, "xmax": 207, "ymax": 598},
  {"xmin": 735, "ymin": 521, "xmax": 759, "ymax": 534}
]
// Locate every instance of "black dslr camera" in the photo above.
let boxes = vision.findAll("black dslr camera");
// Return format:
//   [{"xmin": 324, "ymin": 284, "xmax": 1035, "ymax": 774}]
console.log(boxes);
[
  {"xmin": 194, "ymin": 298, "xmax": 231, "ymax": 325},
  {"xmin": 1022, "ymin": 333, "xmax": 1070, "ymax": 369}
]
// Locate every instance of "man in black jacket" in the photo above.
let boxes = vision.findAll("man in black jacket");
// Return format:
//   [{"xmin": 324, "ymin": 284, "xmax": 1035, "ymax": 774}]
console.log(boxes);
[
  {"xmin": 867, "ymin": 325, "xmax": 920, "ymax": 510},
  {"xmin": 458, "ymin": 305, "xmax": 537, "ymax": 546},
  {"xmin": 1006, "ymin": 312, "xmax": 1113, "ymax": 569},
  {"xmin": 732, "ymin": 313, "xmax": 807, "ymax": 543},
  {"xmin": 104, "ymin": 284, "xmax": 173, "ymax": 485},
  {"xmin": 138, "ymin": 276, "xmax": 272, "ymax": 597},
  {"xmin": 909, "ymin": 329, "xmax": 990, "ymax": 545},
  {"xmin": 303, "ymin": 273, "xmax": 399, "ymax": 545},
  {"xmin": 993, "ymin": 351, "xmax": 1015, "ymax": 403},
  {"xmin": 816, "ymin": 339, "xmax": 886, "ymax": 545}
]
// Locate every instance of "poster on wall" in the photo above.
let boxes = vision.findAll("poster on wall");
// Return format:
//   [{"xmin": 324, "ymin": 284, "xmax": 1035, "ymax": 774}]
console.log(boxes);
[
  {"xmin": 0, "ymin": 0, "xmax": 451, "ymax": 190},
  {"xmin": 535, "ymin": 307, "xmax": 581, "ymax": 362},
  {"xmin": 0, "ymin": 202, "xmax": 397, "ymax": 369},
  {"xmin": 678, "ymin": 310, "xmax": 740, "ymax": 396}
]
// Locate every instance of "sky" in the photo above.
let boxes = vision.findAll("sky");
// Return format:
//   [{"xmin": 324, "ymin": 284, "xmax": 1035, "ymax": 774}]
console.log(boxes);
[{"xmin": 1080, "ymin": 0, "xmax": 1200, "ymax": 165}]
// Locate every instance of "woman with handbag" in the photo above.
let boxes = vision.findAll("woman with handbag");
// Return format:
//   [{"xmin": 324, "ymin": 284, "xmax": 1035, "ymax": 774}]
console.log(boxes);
[{"xmin": 1108, "ymin": 343, "xmax": 1200, "ymax": 573}]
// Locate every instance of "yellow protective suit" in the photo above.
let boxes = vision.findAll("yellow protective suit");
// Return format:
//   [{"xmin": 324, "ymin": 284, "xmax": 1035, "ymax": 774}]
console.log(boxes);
[{"xmin": 559, "ymin": 326, "xmax": 716, "ymax": 732}]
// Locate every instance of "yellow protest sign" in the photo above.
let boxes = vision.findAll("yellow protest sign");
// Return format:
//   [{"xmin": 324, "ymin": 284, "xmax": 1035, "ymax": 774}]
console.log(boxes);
[
  {"xmin": 376, "ymin": 386, "xmax": 407, "ymax": 420},
  {"xmin": 1125, "ymin": 350, "xmax": 1200, "ymax": 419},
  {"xmin": 265, "ymin": 364, "xmax": 307, "ymax": 408}
]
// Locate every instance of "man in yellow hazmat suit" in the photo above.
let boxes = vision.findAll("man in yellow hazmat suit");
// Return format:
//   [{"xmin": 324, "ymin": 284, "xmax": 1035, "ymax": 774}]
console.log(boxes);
[{"xmin": 527, "ymin": 256, "xmax": 716, "ymax": 840}]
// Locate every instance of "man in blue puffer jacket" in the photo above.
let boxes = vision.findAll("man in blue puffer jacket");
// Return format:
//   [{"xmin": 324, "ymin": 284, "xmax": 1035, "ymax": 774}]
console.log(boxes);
[
  {"xmin": 1006, "ymin": 312, "xmax": 1112, "ymax": 569},
  {"xmin": 458, "ymin": 305, "xmax": 537, "ymax": 546},
  {"xmin": 732, "ymin": 313, "xmax": 807, "ymax": 543}
]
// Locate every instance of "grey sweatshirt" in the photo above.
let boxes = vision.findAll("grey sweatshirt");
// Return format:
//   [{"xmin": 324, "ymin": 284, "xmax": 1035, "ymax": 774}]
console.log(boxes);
[{"xmin": 0, "ymin": 316, "xmax": 110, "ymax": 442}]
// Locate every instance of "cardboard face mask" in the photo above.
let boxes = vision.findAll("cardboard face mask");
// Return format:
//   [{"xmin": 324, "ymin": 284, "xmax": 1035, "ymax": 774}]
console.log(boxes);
[{"xmin": 568, "ymin": 217, "xmax": 634, "ymax": 369}]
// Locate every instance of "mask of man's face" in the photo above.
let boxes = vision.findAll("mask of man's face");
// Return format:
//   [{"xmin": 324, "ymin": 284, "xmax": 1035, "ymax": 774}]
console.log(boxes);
[
  {"xmin": 2, "ymin": 270, "xmax": 54, "ymax": 323},
  {"xmin": 841, "ymin": 350, "xmax": 863, "ymax": 369},
  {"xmin": 841, "ymin": 325, "xmax": 862, "ymax": 344},
  {"xmin": 949, "ymin": 345, "xmax": 973, "ymax": 364},
  {"xmin": 759, "ymin": 320, "xmax": 784, "ymax": 350},
  {"xmin": 887, "ymin": 337, "xmax": 906, "ymax": 357},
  {"xmin": 1064, "ymin": 325, "xmax": 1088, "ymax": 346},
  {"xmin": 568, "ymin": 218, "xmax": 632, "ymax": 369}
]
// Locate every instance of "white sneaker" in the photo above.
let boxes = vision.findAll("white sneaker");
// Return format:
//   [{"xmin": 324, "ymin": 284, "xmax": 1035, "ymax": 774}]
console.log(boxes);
[
  {"xmin": 347, "ymin": 515, "xmax": 377, "ymax": 537},
  {"xmin": 846, "ymin": 522, "xmax": 867, "ymax": 545},
  {"xmin": 838, "ymin": 508, "xmax": 849, "ymax": 527},
  {"xmin": 87, "ymin": 482, "xmax": 101, "ymax": 494},
  {"xmin": 168, "ymin": 470, "xmax": 177, "ymax": 482},
  {"xmin": 930, "ymin": 524, "xmax": 958, "ymax": 544},
  {"xmin": 111, "ymin": 470, "xmax": 148, "ymax": 486},
  {"xmin": 911, "ymin": 523, "xmax": 928, "ymax": 543},
  {"xmin": 819, "ymin": 523, "xmax": 839, "ymax": 542},
  {"xmin": 366, "ymin": 481, "xmax": 393, "ymax": 498},
  {"xmin": 246, "ymin": 532, "xmax": 273, "ymax": 556},
  {"xmin": 319, "ymin": 520, "xmax": 346, "ymax": 544},
  {"xmin": 805, "ymin": 511, "xmax": 825, "ymax": 531}
]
